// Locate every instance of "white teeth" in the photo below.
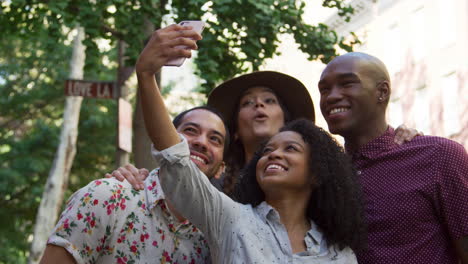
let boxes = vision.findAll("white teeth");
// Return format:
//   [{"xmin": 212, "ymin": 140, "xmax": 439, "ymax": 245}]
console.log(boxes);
[
  {"xmin": 266, "ymin": 164, "xmax": 285, "ymax": 171},
  {"xmin": 330, "ymin": 108, "xmax": 348, "ymax": 115},
  {"xmin": 190, "ymin": 155, "xmax": 206, "ymax": 164}
]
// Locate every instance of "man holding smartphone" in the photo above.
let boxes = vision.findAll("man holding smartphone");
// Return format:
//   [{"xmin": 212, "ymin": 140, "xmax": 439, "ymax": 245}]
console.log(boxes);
[{"xmin": 40, "ymin": 24, "xmax": 220, "ymax": 264}]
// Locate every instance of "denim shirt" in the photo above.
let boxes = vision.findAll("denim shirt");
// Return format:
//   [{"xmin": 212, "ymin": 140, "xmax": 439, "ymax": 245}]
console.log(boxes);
[{"xmin": 152, "ymin": 137, "xmax": 357, "ymax": 264}]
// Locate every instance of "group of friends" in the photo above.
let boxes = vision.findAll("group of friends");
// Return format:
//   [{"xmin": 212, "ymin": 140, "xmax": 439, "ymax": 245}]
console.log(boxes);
[{"xmin": 40, "ymin": 24, "xmax": 467, "ymax": 264}]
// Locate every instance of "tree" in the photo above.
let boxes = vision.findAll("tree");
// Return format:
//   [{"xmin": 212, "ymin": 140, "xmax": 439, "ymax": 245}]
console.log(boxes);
[
  {"xmin": 0, "ymin": 1, "xmax": 358, "ymax": 262},
  {"xmin": 28, "ymin": 26, "xmax": 86, "ymax": 263}
]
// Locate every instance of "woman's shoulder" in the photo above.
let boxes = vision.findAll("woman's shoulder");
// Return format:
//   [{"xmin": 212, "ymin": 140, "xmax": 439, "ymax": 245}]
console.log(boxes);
[{"xmin": 327, "ymin": 245, "xmax": 357, "ymax": 263}]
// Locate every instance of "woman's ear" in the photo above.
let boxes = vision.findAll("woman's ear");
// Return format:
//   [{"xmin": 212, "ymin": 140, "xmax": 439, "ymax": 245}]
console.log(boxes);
[{"xmin": 214, "ymin": 162, "xmax": 226, "ymax": 180}]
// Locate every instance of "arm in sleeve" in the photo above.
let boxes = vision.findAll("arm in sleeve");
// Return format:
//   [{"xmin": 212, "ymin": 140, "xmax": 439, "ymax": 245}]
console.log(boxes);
[
  {"xmin": 435, "ymin": 140, "xmax": 468, "ymax": 262},
  {"xmin": 47, "ymin": 179, "xmax": 120, "ymax": 263},
  {"xmin": 152, "ymin": 137, "xmax": 240, "ymax": 248}
]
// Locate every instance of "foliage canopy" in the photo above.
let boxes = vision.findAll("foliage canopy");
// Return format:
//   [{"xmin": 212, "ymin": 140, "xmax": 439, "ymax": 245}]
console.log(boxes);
[{"xmin": 0, "ymin": 0, "xmax": 357, "ymax": 262}]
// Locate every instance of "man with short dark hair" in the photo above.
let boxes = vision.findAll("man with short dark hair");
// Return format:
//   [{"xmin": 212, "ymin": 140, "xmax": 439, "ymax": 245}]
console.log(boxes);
[
  {"xmin": 318, "ymin": 52, "xmax": 468, "ymax": 264},
  {"xmin": 41, "ymin": 106, "xmax": 228, "ymax": 264}
]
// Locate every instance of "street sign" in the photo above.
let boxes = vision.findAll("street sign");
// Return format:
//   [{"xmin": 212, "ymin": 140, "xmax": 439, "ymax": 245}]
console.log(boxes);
[{"xmin": 64, "ymin": 80, "xmax": 116, "ymax": 99}]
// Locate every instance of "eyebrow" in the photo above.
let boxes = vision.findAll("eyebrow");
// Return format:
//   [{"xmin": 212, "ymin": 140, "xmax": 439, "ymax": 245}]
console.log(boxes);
[
  {"xmin": 241, "ymin": 87, "xmax": 276, "ymax": 97},
  {"xmin": 266, "ymin": 140, "xmax": 305, "ymax": 149},
  {"xmin": 337, "ymin": 73, "xmax": 359, "ymax": 79},
  {"xmin": 318, "ymin": 72, "xmax": 359, "ymax": 85},
  {"xmin": 284, "ymin": 140, "xmax": 304, "ymax": 148},
  {"xmin": 181, "ymin": 122, "xmax": 226, "ymax": 141}
]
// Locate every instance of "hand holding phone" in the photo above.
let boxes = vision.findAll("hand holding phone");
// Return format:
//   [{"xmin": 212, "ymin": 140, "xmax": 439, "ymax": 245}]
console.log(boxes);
[{"xmin": 165, "ymin": 20, "xmax": 205, "ymax": 67}]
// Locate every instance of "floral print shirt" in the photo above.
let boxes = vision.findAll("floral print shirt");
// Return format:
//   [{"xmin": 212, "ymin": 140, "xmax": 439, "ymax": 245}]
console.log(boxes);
[{"xmin": 47, "ymin": 169, "xmax": 210, "ymax": 264}]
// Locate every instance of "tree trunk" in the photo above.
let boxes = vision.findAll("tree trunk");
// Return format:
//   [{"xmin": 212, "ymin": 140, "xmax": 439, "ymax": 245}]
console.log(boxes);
[
  {"xmin": 28, "ymin": 27, "xmax": 86, "ymax": 264},
  {"xmin": 115, "ymin": 40, "xmax": 130, "ymax": 168}
]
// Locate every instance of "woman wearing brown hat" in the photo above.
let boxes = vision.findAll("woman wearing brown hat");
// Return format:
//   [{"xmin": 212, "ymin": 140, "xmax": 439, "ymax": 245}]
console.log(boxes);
[
  {"xmin": 205, "ymin": 71, "xmax": 420, "ymax": 195},
  {"xmin": 133, "ymin": 25, "xmax": 363, "ymax": 263},
  {"xmin": 111, "ymin": 24, "xmax": 421, "ymax": 263},
  {"xmin": 206, "ymin": 71, "xmax": 315, "ymax": 195}
]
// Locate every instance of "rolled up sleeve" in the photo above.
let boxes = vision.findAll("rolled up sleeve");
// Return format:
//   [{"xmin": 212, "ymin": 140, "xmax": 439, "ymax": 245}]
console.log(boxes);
[{"xmin": 151, "ymin": 136, "xmax": 240, "ymax": 255}]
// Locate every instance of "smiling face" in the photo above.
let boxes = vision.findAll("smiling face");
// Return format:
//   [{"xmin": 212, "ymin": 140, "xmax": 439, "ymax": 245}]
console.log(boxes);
[
  {"xmin": 255, "ymin": 131, "xmax": 312, "ymax": 193},
  {"xmin": 318, "ymin": 55, "xmax": 387, "ymax": 138},
  {"xmin": 236, "ymin": 87, "xmax": 285, "ymax": 144},
  {"xmin": 176, "ymin": 109, "xmax": 226, "ymax": 178}
]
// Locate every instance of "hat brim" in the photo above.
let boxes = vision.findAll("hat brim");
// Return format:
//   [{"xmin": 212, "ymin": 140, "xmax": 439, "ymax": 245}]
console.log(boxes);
[{"xmin": 207, "ymin": 71, "xmax": 315, "ymax": 127}]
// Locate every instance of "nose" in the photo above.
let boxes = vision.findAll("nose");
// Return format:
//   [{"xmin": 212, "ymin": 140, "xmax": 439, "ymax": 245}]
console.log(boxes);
[
  {"xmin": 191, "ymin": 135, "xmax": 208, "ymax": 152},
  {"xmin": 326, "ymin": 86, "xmax": 343, "ymax": 103},
  {"xmin": 267, "ymin": 149, "xmax": 282, "ymax": 160},
  {"xmin": 254, "ymin": 98, "xmax": 265, "ymax": 108}
]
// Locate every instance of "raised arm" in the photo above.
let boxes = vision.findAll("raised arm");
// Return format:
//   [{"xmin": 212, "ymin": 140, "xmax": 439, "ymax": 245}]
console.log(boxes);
[
  {"xmin": 137, "ymin": 26, "xmax": 241, "ymax": 247},
  {"xmin": 135, "ymin": 24, "xmax": 201, "ymax": 150}
]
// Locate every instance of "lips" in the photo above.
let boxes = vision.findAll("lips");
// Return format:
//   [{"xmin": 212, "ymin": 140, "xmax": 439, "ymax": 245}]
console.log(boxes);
[
  {"xmin": 254, "ymin": 111, "xmax": 268, "ymax": 121},
  {"xmin": 264, "ymin": 162, "xmax": 288, "ymax": 173},
  {"xmin": 329, "ymin": 107, "xmax": 349, "ymax": 115},
  {"xmin": 189, "ymin": 152, "xmax": 209, "ymax": 165}
]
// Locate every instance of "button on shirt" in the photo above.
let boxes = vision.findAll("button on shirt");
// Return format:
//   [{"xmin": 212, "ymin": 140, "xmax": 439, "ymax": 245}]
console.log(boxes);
[
  {"xmin": 152, "ymin": 137, "xmax": 357, "ymax": 264},
  {"xmin": 346, "ymin": 127, "xmax": 468, "ymax": 264},
  {"xmin": 48, "ymin": 170, "xmax": 210, "ymax": 264}
]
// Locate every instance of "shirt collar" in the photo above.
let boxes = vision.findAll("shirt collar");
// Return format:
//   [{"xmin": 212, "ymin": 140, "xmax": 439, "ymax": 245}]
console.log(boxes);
[
  {"xmin": 256, "ymin": 202, "xmax": 325, "ymax": 246},
  {"xmin": 346, "ymin": 126, "xmax": 397, "ymax": 159},
  {"xmin": 144, "ymin": 169, "xmax": 166, "ymax": 210},
  {"xmin": 306, "ymin": 221, "xmax": 324, "ymax": 245},
  {"xmin": 256, "ymin": 201, "xmax": 276, "ymax": 222}
]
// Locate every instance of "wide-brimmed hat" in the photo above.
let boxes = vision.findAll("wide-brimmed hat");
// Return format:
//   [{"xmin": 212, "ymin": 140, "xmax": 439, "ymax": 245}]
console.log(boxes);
[{"xmin": 207, "ymin": 71, "xmax": 315, "ymax": 125}]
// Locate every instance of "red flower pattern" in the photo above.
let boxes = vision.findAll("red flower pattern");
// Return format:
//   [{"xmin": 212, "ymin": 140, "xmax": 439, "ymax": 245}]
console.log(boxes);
[{"xmin": 48, "ymin": 172, "xmax": 209, "ymax": 263}]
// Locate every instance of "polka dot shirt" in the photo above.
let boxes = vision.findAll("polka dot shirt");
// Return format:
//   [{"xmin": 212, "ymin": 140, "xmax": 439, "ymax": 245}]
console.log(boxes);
[{"xmin": 346, "ymin": 127, "xmax": 468, "ymax": 264}]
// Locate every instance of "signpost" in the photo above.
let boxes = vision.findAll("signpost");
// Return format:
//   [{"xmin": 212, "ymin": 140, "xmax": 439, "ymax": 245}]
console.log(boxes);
[
  {"xmin": 64, "ymin": 78, "xmax": 133, "ymax": 166},
  {"xmin": 64, "ymin": 41, "xmax": 133, "ymax": 168},
  {"xmin": 64, "ymin": 80, "xmax": 116, "ymax": 99}
]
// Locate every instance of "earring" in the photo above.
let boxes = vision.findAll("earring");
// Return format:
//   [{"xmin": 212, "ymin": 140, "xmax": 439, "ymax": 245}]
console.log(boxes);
[{"xmin": 378, "ymin": 97, "xmax": 383, "ymax": 101}]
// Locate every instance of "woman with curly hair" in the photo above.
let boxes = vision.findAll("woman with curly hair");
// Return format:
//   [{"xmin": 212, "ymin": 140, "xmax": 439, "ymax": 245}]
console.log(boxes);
[
  {"xmin": 233, "ymin": 119, "xmax": 366, "ymax": 253},
  {"xmin": 135, "ymin": 28, "xmax": 365, "ymax": 262},
  {"xmin": 152, "ymin": 118, "xmax": 366, "ymax": 263},
  {"xmin": 206, "ymin": 70, "xmax": 419, "ymax": 196}
]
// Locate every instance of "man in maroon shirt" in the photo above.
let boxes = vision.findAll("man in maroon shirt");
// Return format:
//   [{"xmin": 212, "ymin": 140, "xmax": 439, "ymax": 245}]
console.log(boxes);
[{"xmin": 318, "ymin": 52, "xmax": 468, "ymax": 264}]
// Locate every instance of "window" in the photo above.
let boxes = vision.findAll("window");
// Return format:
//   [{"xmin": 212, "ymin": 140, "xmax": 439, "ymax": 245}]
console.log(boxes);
[
  {"xmin": 438, "ymin": 0, "xmax": 456, "ymax": 47},
  {"xmin": 410, "ymin": 7, "xmax": 425, "ymax": 61},
  {"xmin": 413, "ymin": 87, "xmax": 430, "ymax": 133},
  {"xmin": 384, "ymin": 24, "xmax": 402, "ymax": 75},
  {"xmin": 442, "ymin": 73, "xmax": 460, "ymax": 135},
  {"xmin": 389, "ymin": 98, "xmax": 404, "ymax": 127}
]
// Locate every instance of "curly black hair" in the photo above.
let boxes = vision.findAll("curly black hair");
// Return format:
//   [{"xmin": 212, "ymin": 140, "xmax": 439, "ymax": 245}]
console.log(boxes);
[{"xmin": 232, "ymin": 119, "xmax": 367, "ymax": 251}]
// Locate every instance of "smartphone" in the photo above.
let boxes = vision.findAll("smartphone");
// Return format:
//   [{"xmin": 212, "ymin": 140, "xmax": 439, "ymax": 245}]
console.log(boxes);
[{"xmin": 165, "ymin": 20, "xmax": 205, "ymax": 67}]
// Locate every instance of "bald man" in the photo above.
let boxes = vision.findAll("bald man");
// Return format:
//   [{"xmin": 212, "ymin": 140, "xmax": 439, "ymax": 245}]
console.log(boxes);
[{"xmin": 318, "ymin": 52, "xmax": 468, "ymax": 264}]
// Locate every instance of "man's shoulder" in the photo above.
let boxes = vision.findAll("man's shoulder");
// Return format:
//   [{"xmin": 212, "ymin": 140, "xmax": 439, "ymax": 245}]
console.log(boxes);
[
  {"xmin": 407, "ymin": 135, "xmax": 465, "ymax": 152},
  {"xmin": 398, "ymin": 135, "xmax": 467, "ymax": 165},
  {"xmin": 67, "ymin": 178, "xmax": 144, "ymax": 209},
  {"xmin": 76, "ymin": 178, "xmax": 134, "ymax": 195}
]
